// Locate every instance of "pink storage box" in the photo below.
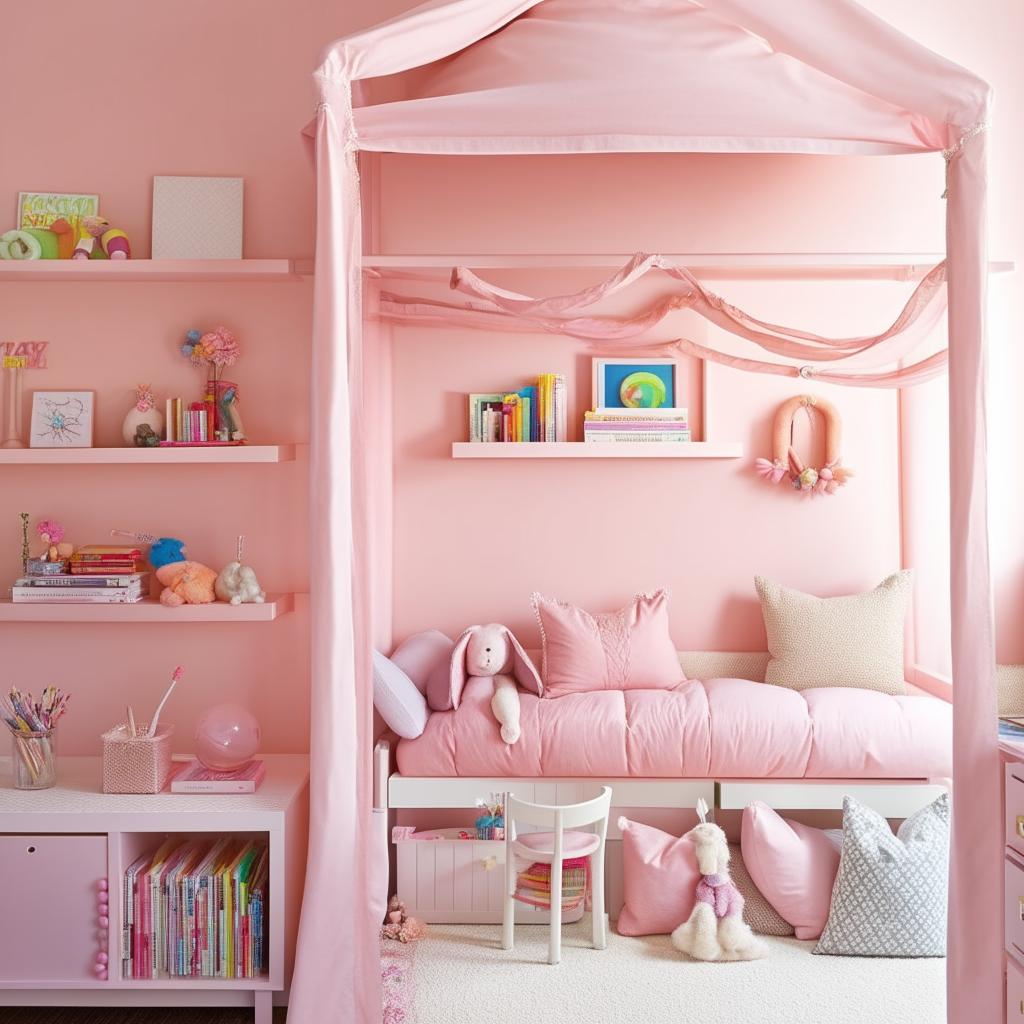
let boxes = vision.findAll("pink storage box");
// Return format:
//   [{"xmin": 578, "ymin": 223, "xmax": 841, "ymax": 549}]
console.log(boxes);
[{"xmin": 101, "ymin": 724, "xmax": 174, "ymax": 794}]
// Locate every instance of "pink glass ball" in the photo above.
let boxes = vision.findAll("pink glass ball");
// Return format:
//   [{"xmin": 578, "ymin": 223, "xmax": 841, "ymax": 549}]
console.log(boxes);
[
  {"xmin": 97, "ymin": 952, "xmax": 109, "ymax": 965},
  {"xmin": 99, "ymin": 915, "xmax": 109, "ymax": 927},
  {"xmin": 194, "ymin": 703, "xmax": 261, "ymax": 771}
]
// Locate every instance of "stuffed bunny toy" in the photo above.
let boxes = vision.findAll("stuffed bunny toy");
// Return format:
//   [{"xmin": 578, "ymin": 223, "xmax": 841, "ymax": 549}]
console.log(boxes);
[
  {"xmin": 448, "ymin": 624, "xmax": 542, "ymax": 744},
  {"xmin": 671, "ymin": 804, "xmax": 768, "ymax": 962},
  {"xmin": 215, "ymin": 562, "xmax": 265, "ymax": 605}
]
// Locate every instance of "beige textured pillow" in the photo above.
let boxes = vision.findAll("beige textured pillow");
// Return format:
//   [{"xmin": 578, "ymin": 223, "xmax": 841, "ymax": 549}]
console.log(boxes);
[
  {"xmin": 756, "ymin": 571, "xmax": 911, "ymax": 695},
  {"xmin": 729, "ymin": 843, "xmax": 794, "ymax": 937}
]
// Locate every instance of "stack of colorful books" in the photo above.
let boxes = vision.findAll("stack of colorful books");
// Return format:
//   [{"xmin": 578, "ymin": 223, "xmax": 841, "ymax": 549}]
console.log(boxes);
[
  {"xmin": 514, "ymin": 857, "xmax": 590, "ymax": 911},
  {"xmin": 469, "ymin": 373, "xmax": 568, "ymax": 442},
  {"xmin": 12, "ymin": 571, "xmax": 149, "ymax": 604},
  {"xmin": 13, "ymin": 544, "xmax": 148, "ymax": 603},
  {"xmin": 583, "ymin": 407, "xmax": 691, "ymax": 443},
  {"xmin": 122, "ymin": 837, "xmax": 268, "ymax": 980}
]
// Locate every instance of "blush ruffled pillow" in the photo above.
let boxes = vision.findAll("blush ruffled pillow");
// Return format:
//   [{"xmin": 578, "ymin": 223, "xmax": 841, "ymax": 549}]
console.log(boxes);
[{"xmin": 531, "ymin": 589, "xmax": 684, "ymax": 698}]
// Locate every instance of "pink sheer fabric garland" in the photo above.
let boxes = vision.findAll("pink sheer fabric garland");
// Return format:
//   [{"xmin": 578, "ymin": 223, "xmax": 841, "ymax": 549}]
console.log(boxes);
[{"xmin": 375, "ymin": 254, "xmax": 950, "ymax": 387}]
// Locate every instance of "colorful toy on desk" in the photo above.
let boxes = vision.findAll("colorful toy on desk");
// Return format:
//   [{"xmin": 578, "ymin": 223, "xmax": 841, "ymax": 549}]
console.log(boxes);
[
  {"xmin": 194, "ymin": 702, "xmax": 260, "ymax": 771},
  {"xmin": 72, "ymin": 216, "xmax": 131, "ymax": 260},
  {"xmin": 122, "ymin": 384, "xmax": 164, "ymax": 445},
  {"xmin": 215, "ymin": 534, "xmax": 265, "ymax": 605}
]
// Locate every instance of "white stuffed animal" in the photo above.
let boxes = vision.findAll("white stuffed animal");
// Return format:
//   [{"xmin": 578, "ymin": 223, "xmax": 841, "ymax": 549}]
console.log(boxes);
[
  {"xmin": 449, "ymin": 624, "xmax": 542, "ymax": 744},
  {"xmin": 671, "ymin": 803, "xmax": 768, "ymax": 962},
  {"xmin": 214, "ymin": 536, "xmax": 265, "ymax": 605}
]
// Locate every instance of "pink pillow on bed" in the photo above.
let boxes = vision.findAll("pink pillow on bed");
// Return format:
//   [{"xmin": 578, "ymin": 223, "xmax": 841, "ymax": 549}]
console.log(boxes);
[
  {"xmin": 616, "ymin": 817, "xmax": 700, "ymax": 936},
  {"xmin": 532, "ymin": 589, "xmax": 684, "ymax": 697},
  {"xmin": 390, "ymin": 629, "xmax": 454, "ymax": 698},
  {"xmin": 740, "ymin": 802, "xmax": 842, "ymax": 940}
]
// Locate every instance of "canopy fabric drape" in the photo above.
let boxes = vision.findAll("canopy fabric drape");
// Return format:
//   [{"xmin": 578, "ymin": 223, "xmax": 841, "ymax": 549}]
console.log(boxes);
[
  {"xmin": 374, "ymin": 255, "xmax": 951, "ymax": 385},
  {"xmin": 299, "ymin": 3, "xmax": 998, "ymax": 1022}
]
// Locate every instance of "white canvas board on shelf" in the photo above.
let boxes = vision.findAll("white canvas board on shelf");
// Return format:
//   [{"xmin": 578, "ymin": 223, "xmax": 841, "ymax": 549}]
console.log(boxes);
[
  {"xmin": 30, "ymin": 390, "xmax": 95, "ymax": 448},
  {"xmin": 151, "ymin": 176, "xmax": 243, "ymax": 259}
]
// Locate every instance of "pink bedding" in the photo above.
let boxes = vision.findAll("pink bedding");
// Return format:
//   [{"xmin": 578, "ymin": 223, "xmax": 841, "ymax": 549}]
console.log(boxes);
[{"xmin": 395, "ymin": 676, "xmax": 951, "ymax": 779}]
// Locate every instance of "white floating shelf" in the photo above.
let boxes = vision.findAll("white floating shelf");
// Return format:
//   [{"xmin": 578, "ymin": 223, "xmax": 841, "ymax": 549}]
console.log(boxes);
[
  {"xmin": 0, "ymin": 259, "xmax": 314, "ymax": 283},
  {"xmin": 0, "ymin": 444, "xmax": 301, "ymax": 465},
  {"xmin": 0, "ymin": 594, "xmax": 296, "ymax": 623},
  {"xmin": 451, "ymin": 441, "xmax": 743, "ymax": 459}
]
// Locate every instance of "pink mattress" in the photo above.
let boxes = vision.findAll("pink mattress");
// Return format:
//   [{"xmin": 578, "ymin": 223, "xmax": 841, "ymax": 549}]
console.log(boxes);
[{"xmin": 396, "ymin": 676, "xmax": 951, "ymax": 779}]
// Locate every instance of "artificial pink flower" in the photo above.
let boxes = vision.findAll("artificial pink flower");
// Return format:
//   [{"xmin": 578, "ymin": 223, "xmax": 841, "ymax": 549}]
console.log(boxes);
[{"xmin": 200, "ymin": 326, "xmax": 240, "ymax": 368}]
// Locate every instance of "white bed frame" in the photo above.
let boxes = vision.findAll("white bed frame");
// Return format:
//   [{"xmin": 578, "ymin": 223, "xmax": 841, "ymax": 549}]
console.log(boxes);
[{"xmin": 377, "ymin": 652, "xmax": 949, "ymax": 822}]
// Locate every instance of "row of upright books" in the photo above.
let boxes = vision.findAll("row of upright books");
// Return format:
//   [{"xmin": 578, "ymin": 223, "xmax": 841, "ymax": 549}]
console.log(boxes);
[
  {"xmin": 12, "ymin": 545, "xmax": 148, "ymax": 603},
  {"xmin": 468, "ymin": 373, "xmax": 568, "ymax": 442},
  {"xmin": 583, "ymin": 407, "xmax": 691, "ymax": 443},
  {"xmin": 123, "ymin": 836, "xmax": 268, "ymax": 980},
  {"xmin": 165, "ymin": 396, "xmax": 215, "ymax": 443}
]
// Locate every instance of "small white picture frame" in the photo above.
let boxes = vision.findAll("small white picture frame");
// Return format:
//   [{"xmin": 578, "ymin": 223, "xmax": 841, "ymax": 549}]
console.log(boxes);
[{"xmin": 30, "ymin": 390, "xmax": 95, "ymax": 448}]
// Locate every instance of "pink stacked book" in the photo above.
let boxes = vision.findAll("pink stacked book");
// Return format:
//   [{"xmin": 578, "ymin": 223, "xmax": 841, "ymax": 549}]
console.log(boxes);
[{"xmin": 170, "ymin": 759, "xmax": 266, "ymax": 793}]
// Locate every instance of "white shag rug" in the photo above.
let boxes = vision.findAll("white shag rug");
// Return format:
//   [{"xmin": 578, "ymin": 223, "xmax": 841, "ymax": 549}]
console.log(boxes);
[{"xmin": 408, "ymin": 917, "xmax": 945, "ymax": 1024}]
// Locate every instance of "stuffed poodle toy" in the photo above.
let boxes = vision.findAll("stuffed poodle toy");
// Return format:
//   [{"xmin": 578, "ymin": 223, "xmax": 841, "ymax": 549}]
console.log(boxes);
[
  {"xmin": 449, "ymin": 624, "xmax": 542, "ymax": 745},
  {"xmin": 671, "ymin": 811, "xmax": 768, "ymax": 962}
]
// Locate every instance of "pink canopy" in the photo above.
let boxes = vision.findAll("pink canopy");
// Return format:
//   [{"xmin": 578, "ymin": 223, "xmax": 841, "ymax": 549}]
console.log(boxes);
[{"xmin": 298, "ymin": 3, "xmax": 997, "ymax": 1022}]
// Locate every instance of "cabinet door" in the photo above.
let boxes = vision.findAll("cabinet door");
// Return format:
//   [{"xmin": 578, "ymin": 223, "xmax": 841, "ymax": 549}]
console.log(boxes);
[{"xmin": 0, "ymin": 834, "xmax": 107, "ymax": 983}]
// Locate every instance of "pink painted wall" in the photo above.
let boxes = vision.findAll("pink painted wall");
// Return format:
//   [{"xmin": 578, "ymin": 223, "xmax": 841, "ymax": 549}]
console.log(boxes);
[
  {"xmin": 3, "ymin": 0, "xmax": 1019, "ymax": 761},
  {"xmin": 0, "ymin": 0, "xmax": 363, "ymax": 755},
  {"xmin": 378, "ymin": 1, "xmax": 1022, "ymax": 670},
  {"xmin": 379, "ymin": 152, "xmax": 936, "ymax": 648}
]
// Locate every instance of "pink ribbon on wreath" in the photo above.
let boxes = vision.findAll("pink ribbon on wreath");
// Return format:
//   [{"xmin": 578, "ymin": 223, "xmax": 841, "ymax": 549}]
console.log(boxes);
[{"xmin": 755, "ymin": 457, "xmax": 787, "ymax": 484}]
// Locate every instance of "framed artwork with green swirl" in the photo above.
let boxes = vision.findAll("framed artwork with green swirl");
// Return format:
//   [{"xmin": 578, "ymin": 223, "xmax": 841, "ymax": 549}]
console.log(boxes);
[{"xmin": 592, "ymin": 358, "xmax": 678, "ymax": 410}]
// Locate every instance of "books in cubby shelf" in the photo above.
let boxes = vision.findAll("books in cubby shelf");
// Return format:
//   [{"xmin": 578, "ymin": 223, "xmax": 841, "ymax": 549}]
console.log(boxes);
[
  {"xmin": 123, "ymin": 836, "xmax": 268, "ymax": 980},
  {"xmin": 583, "ymin": 407, "xmax": 691, "ymax": 443},
  {"xmin": 469, "ymin": 373, "xmax": 567, "ymax": 442},
  {"xmin": 13, "ymin": 546, "xmax": 148, "ymax": 604}
]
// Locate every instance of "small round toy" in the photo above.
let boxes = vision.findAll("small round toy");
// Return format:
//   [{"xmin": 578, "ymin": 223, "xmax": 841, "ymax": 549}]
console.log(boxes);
[{"xmin": 194, "ymin": 703, "xmax": 261, "ymax": 771}]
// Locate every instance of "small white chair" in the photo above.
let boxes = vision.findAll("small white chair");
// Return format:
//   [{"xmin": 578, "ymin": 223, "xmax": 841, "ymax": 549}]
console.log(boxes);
[{"xmin": 502, "ymin": 786, "xmax": 612, "ymax": 965}]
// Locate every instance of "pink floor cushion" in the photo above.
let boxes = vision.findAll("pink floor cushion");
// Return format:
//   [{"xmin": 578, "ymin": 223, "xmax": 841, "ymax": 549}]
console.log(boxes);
[
  {"xmin": 513, "ymin": 830, "xmax": 601, "ymax": 858},
  {"xmin": 741, "ymin": 802, "xmax": 842, "ymax": 940},
  {"xmin": 531, "ymin": 589, "xmax": 684, "ymax": 697},
  {"xmin": 616, "ymin": 817, "xmax": 701, "ymax": 936}
]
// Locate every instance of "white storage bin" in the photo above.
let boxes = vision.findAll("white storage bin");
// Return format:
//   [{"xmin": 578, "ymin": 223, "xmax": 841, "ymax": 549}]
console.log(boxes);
[{"xmin": 393, "ymin": 826, "xmax": 585, "ymax": 925}]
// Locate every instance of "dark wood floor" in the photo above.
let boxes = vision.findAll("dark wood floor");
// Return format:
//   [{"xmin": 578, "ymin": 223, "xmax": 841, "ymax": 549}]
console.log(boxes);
[{"xmin": 3, "ymin": 1011, "xmax": 287, "ymax": 1024}]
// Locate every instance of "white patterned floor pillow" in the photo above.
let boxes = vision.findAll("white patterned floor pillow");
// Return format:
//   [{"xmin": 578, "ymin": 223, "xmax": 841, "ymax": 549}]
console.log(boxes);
[{"xmin": 815, "ymin": 793, "xmax": 949, "ymax": 957}]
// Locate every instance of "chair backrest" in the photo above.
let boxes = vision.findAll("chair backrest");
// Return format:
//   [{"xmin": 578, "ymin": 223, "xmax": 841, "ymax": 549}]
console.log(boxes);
[{"xmin": 505, "ymin": 786, "xmax": 612, "ymax": 839}]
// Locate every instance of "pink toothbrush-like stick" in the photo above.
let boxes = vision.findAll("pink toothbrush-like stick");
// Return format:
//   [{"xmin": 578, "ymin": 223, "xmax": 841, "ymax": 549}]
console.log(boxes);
[{"xmin": 147, "ymin": 666, "xmax": 183, "ymax": 738}]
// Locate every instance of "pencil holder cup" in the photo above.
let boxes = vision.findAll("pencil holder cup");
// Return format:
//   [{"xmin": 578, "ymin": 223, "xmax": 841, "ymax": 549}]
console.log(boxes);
[
  {"xmin": 101, "ymin": 724, "xmax": 174, "ymax": 794},
  {"xmin": 11, "ymin": 729, "xmax": 56, "ymax": 790}
]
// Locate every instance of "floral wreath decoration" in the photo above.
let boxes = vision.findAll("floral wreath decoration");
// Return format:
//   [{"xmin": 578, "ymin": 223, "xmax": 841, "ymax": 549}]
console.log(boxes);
[{"xmin": 755, "ymin": 394, "xmax": 853, "ymax": 497}]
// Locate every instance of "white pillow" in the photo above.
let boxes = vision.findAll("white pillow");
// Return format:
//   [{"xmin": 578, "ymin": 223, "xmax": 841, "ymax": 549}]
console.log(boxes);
[
  {"xmin": 755, "ymin": 570, "xmax": 911, "ymax": 695},
  {"xmin": 372, "ymin": 650, "xmax": 429, "ymax": 739}
]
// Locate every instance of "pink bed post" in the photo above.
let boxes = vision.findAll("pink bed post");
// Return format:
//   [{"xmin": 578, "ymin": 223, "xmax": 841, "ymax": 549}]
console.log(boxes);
[
  {"xmin": 945, "ymin": 126, "xmax": 1001, "ymax": 1024},
  {"xmin": 288, "ymin": 74, "xmax": 384, "ymax": 1024}
]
